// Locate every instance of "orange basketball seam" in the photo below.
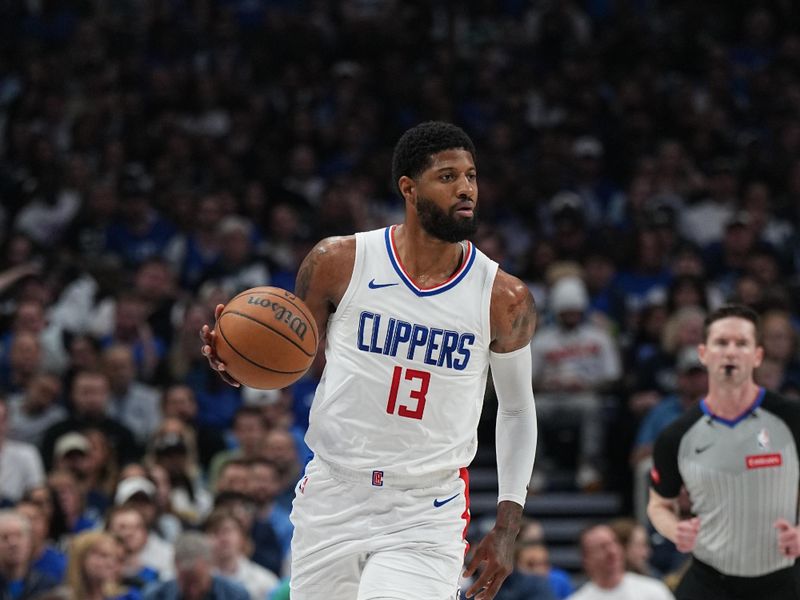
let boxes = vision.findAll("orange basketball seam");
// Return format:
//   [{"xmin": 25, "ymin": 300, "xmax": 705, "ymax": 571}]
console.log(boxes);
[
  {"xmin": 228, "ymin": 288, "xmax": 319, "ymax": 347},
  {"xmin": 221, "ymin": 310, "xmax": 316, "ymax": 358},
  {"xmin": 217, "ymin": 320, "xmax": 309, "ymax": 375}
]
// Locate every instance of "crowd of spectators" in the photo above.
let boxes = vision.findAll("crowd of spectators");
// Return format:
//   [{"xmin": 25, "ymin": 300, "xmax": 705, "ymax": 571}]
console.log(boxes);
[{"xmin": 2, "ymin": 0, "xmax": 800, "ymax": 598}]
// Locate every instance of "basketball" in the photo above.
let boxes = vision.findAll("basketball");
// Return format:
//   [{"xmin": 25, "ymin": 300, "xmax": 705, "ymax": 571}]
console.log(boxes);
[{"xmin": 214, "ymin": 286, "xmax": 319, "ymax": 390}]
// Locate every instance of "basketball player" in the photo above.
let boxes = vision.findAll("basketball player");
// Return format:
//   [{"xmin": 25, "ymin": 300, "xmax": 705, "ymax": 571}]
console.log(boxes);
[
  {"xmin": 201, "ymin": 121, "xmax": 538, "ymax": 600},
  {"xmin": 648, "ymin": 304, "xmax": 800, "ymax": 600}
]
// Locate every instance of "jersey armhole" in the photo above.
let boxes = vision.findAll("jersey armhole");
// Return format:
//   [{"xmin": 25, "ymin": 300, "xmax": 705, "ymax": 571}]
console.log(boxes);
[
  {"xmin": 329, "ymin": 230, "xmax": 367, "ymax": 324},
  {"xmin": 483, "ymin": 260, "xmax": 499, "ymax": 342}
]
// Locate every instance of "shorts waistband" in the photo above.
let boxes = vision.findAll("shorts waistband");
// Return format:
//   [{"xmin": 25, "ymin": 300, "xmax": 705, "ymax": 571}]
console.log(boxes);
[
  {"xmin": 691, "ymin": 557, "xmax": 797, "ymax": 593},
  {"xmin": 314, "ymin": 456, "xmax": 459, "ymax": 489}
]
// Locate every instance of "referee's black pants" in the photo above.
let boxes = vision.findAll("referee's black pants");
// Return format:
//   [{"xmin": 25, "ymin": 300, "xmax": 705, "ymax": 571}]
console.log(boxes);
[{"xmin": 676, "ymin": 558, "xmax": 800, "ymax": 600}]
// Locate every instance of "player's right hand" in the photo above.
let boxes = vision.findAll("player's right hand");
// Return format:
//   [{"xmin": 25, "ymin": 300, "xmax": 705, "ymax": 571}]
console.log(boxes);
[
  {"xmin": 200, "ymin": 303, "xmax": 241, "ymax": 388},
  {"xmin": 675, "ymin": 516, "xmax": 700, "ymax": 552}
]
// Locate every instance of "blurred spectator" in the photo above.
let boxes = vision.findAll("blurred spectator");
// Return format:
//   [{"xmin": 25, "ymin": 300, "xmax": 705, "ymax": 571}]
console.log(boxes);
[
  {"xmin": 208, "ymin": 406, "xmax": 268, "ymax": 488},
  {"xmin": 568, "ymin": 524, "xmax": 673, "ymax": 599},
  {"xmin": 630, "ymin": 347, "xmax": 707, "ymax": 522},
  {"xmin": 15, "ymin": 499, "xmax": 66, "ymax": 584},
  {"xmin": 205, "ymin": 216, "xmax": 270, "ymax": 296},
  {"xmin": 0, "ymin": 332, "xmax": 43, "ymax": 396},
  {"xmin": 51, "ymin": 431, "xmax": 93, "ymax": 496},
  {"xmin": 64, "ymin": 530, "xmax": 140, "ymax": 600},
  {"xmin": 105, "ymin": 166, "xmax": 177, "ymax": 269},
  {"xmin": 143, "ymin": 532, "xmax": 248, "ymax": 600},
  {"xmin": 260, "ymin": 430, "xmax": 302, "ymax": 512},
  {"xmin": 215, "ymin": 461, "xmax": 249, "ymax": 497},
  {"xmin": 680, "ymin": 158, "xmax": 739, "ymax": 249},
  {"xmin": 47, "ymin": 469, "xmax": 98, "ymax": 535},
  {"xmin": 146, "ymin": 419, "xmax": 212, "ymax": 527},
  {"xmin": 204, "ymin": 509, "xmax": 279, "ymax": 600},
  {"xmin": 102, "ymin": 344, "xmax": 162, "ymax": 444},
  {"xmin": 165, "ymin": 194, "xmax": 224, "ymax": 292},
  {"xmin": 160, "ymin": 384, "xmax": 226, "ymax": 473},
  {"xmin": 531, "ymin": 275, "xmax": 621, "ymax": 491},
  {"xmin": 514, "ymin": 541, "xmax": 573, "ymax": 599},
  {"xmin": 6, "ymin": 372, "xmax": 66, "ymax": 447},
  {"xmin": 248, "ymin": 459, "xmax": 293, "ymax": 578},
  {"xmin": 95, "ymin": 294, "xmax": 166, "ymax": 383},
  {"xmin": 145, "ymin": 465, "xmax": 183, "ymax": 544},
  {"xmin": 0, "ymin": 510, "xmax": 59, "ymax": 599},
  {"xmin": 113, "ymin": 475, "xmax": 175, "ymax": 574},
  {"xmin": 0, "ymin": 397, "xmax": 45, "ymax": 503},
  {"xmin": 106, "ymin": 505, "xmax": 164, "ymax": 588},
  {"xmin": 635, "ymin": 307, "xmax": 706, "ymax": 394},
  {"xmin": 608, "ymin": 518, "xmax": 659, "ymax": 577},
  {"xmin": 241, "ymin": 387, "xmax": 312, "ymax": 467},
  {"xmin": 755, "ymin": 309, "xmax": 800, "ymax": 390},
  {"xmin": 40, "ymin": 370, "xmax": 139, "ymax": 471},
  {"xmin": 22, "ymin": 487, "xmax": 67, "ymax": 549}
]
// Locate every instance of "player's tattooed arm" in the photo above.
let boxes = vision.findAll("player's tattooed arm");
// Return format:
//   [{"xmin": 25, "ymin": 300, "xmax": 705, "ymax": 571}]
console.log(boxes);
[
  {"xmin": 294, "ymin": 236, "xmax": 356, "ymax": 339},
  {"xmin": 489, "ymin": 270, "xmax": 537, "ymax": 353}
]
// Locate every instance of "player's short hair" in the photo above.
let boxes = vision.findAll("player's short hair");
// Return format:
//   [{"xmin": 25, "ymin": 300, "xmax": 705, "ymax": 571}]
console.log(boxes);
[
  {"xmin": 391, "ymin": 121, "xmax": 476, "ymax": 194},
  {"xmin": 703, "ymin": 304, "xmax": 761, "ymax": 342}
]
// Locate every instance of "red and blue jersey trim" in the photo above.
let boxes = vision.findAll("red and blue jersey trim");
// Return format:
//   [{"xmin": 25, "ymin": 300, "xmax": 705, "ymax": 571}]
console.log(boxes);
[{"xmin": 384, "ymin": 226, "xmax": 476, "ymax": 297}]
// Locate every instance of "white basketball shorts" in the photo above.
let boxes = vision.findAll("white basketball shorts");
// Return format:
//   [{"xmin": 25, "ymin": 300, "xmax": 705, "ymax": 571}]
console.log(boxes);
[{"xmin": 289, "ymin": 457, "xmax": 470, "ymax": 600}]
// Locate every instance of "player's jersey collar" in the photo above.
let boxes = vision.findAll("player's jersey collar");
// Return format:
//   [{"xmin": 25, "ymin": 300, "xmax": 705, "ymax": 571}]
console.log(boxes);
[{"xmin": 384, "ymin": 225, "xmax": 476, "ymax": 297}]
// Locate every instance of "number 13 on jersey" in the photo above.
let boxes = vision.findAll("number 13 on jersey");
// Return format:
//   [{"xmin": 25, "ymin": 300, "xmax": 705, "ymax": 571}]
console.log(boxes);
[{"xmin": 386, "ymin": 366, "xmax": 431, "ymax": 420}]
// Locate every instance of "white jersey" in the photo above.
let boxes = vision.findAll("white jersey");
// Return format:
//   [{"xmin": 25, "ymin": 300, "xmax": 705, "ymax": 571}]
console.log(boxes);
[{"xmin": 305, "ymin": 225, "xmax": 498, "ymax": 476}]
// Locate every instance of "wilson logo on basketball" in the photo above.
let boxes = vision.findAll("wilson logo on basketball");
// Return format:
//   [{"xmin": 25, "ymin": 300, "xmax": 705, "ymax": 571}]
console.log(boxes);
[
  {"xmin": 247, "ymin": 296, "xmax": 309, "ymax": 341},
  {"xmin": 745, "ymin": 453, "xmax": 782, "ymax": 469}
]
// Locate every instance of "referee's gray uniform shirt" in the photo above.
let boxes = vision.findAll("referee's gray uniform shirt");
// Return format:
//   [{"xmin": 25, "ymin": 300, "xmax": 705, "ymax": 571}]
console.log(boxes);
[{"xmin": 651, "ymin": 388, "xmax": 800, "ymax": 577}]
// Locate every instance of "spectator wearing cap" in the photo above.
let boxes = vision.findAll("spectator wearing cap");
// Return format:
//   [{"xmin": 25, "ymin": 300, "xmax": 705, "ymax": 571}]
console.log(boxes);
[
  {"xmin": 40, "ymin": 370, "xmax": 140, "ymax": 471},
  {"xmin": 51, "ymin": 432, "xmax": 94, "ymax": 501},
  {"xmin": 530, "ymin": 275, "xmax": 621, "ymax": 492},
  {"xmin": 630, "ymin": 346, "xmax": 707, "ymax": 523},
  {"xmin": 105, "ymin": 164, "xmax": 177, "ymax": 269},
  {"xmin": 113, "ymin": 476, "xmax": 175, "ymax": 579},
  {"xmin": 143, "ymin": 532, "xmax": 248, "ymax": 600},
  {"xmin": 702, "ymin": 210, "xmax": 767, "ymax": 298},
  {"xmin": 546, "ymin": 192, "xmax": 590, "ymax": 261},
  {"xmin": 0, "ymin": 510, "xmax": 59, "ymax": 600},
  {"xmin": 147, "ymin": 419, "xmax": 212, "ymax": 526},
  {"xmin": 0, "ymin": 397, "xmax": 45, "ymax": 504},
  {"xmin": 567, "ymin": 135, "xmax": 619, "ymax": 229}
]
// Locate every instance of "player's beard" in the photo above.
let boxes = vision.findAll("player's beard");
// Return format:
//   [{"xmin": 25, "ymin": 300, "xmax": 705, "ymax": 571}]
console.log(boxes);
[{"xmin": 416, "ymin": 194, "xmax": 478, "ymax": 243}]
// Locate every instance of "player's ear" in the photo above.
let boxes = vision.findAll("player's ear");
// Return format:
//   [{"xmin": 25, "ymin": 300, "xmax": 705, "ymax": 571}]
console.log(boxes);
[
  {"xmin": 398, "ymin": 176, "xmax": 416, "ymax": 203},
  {"xmin": 697, "ymin": 343, "xmax": 707, "ymax": 365},
  {"xmin": 754, "ymin": 344, "xmax": 764, "ymax": 369}
]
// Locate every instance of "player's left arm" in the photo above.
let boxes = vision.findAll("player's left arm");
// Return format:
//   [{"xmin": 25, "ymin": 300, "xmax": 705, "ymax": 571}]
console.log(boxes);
[{"xmin": 464, "ymin": 270, "xmax": 537, "ymax": 600}]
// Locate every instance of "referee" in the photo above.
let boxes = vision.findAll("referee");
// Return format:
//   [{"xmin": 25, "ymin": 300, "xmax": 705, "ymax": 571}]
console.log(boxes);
[{"xmin": 648, "ymin": 304, "xmax": 800, "ymax": 600}]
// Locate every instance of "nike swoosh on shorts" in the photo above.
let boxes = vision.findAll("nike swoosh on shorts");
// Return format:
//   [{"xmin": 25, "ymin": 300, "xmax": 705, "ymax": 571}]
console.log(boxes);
[{"xmin": 433, "ymin": 493, "xmax": 460, "ymax": 507}]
